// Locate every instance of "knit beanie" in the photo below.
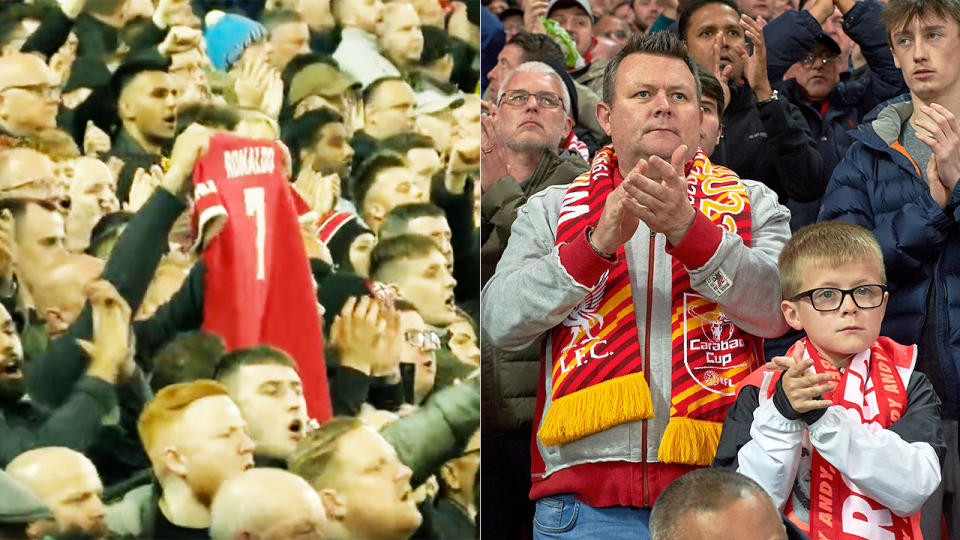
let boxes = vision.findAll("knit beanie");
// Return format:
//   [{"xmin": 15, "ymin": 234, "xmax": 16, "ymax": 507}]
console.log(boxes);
[
  {"xmin": 317, "ymin": 211, "xmax": 373, "ymax": 273},
  {"xmin": 317, "ymin": 271, "xmax": 372, "ymax": 332},
  {"xmin": 203, "ymin": 11, "xmax": 268, "ymax": 71}
]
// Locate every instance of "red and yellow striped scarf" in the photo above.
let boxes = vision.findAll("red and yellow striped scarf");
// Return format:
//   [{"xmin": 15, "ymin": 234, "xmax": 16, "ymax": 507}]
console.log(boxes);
[{"xmin": 538, "ymin": 145, "xmax": 763, "ymax": 466}]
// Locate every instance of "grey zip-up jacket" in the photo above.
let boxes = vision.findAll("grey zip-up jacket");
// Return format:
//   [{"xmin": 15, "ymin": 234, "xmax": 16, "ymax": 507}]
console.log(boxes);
[{"xmin": 481, "ymin": 173, "xmax": 791, "ymax": 495}]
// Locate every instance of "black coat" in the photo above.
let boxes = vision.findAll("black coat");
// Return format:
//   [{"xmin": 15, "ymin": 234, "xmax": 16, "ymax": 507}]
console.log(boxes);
[{"xmin": 711, "ymin": 81, "xmax": 829, "ymax": 204}]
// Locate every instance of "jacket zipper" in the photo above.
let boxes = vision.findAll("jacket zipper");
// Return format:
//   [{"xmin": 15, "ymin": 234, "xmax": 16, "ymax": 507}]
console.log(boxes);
[{"xmin": 642, "ymin": 230, "xmax": 656, "ymax": 507}]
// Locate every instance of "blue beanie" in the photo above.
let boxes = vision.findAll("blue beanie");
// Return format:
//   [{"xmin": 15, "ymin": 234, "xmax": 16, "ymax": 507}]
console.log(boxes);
[{"xmin": 204, "ymin": 13, "xmax": 268, "ymax": 71}]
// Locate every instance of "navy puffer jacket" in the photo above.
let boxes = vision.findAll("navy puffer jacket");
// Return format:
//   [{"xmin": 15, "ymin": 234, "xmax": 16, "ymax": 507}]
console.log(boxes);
[{"xmin": 820, "ymin": 95, "xmax": 960, "ymax": 419}]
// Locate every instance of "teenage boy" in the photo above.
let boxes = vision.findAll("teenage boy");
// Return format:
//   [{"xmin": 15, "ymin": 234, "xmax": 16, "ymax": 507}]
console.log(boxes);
[{"xmin": 714, "ymin": 221, "xmax": 944, "ymax": 539}]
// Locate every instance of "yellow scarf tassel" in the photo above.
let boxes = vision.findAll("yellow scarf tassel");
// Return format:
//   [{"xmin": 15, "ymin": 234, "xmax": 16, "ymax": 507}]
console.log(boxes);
[
  {"xmin": 657, "ymin": 416, "xmax": 723, "ymax": 466},
  {"xmin": 537, "ymin": 372, "xmax": 653, "ymax": 447}
]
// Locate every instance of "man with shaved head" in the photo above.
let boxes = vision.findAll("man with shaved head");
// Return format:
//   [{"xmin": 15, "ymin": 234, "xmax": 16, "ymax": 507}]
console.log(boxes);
[
  {"xmin": 30, "ymin": 252, "xmax": 105, "ymax": 339},
  {"xmin": 0, "ymin": 148, "xmax": 61, "ymax": 201},
  {"xmin": 6, "ymin": 447, "xmax": 108, "ymax": 539},
  {"xmin": 65, "ymin": 157, "xmax": 119, "ymax": 251},
  {"xmin": 593, "ymin": 15, "xmax": 631, "ymax": 47},
  {"xmin": 210, "ymin": 468, "xmax": 327, "ymax": 539},
  {"xmin": 650, "ymin": 469, "xmax": 789, "ymax": 540},
  {"xmin": 378, "ymin": 3, "xmax": 425, "ymax": 71},
  {"xmin": 0, "ymin": 53, "xmax": 59, "ymax": 139}
]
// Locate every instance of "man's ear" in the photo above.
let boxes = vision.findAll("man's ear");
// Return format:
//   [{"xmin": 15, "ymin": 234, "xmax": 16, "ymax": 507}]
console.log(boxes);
[
  {"xmin": 595, "ymin": 100, "xmax": 613, "ymax": 137},
  {"xmin": 366, "ymin": 202, "xmax": 385, "ymax": 227},
  {"xmin": 439, "ymin": 463, "xmax": 459, "ymax": 492},
  {"xmin": 320, "ymin": 488, "xmax": 347, "ymax": 521},
  {"xmin": 781, "ymin": 299, "xmax": 803, "ymax": 331},
  {"xmin": 890, "ymin": 47, "xmax": 900, "ymax": 69},
  {"xmin": 42, "ymin": 308, "xmax": 66, "ymax": 335},
  {"xmin": 162, "ymin": 446, "xmax": 188, "ymax": 478},
  {"xmin": 561, "ymin": 117, "xmax": 574, "ymax": 143}
]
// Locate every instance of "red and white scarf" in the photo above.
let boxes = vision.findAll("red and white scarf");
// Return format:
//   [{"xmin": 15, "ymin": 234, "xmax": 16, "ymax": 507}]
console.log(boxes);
[
  {"xmin": 562, "ymin": 131, "xmax": 590, "ymax": 163},
  {"xmin": 741, "ymin": 337, "xmax": 921, "ymax": 539}
]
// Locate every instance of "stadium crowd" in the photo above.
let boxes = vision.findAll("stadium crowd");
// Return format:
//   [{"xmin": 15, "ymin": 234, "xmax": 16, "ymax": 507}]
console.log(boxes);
[
  {"xmin": 480, "ymin": 0, "xmax": 960, "ymax": 537},
  {"xmin": 0, "ymin": 0, "xmax": 482, "ymax": 537}
]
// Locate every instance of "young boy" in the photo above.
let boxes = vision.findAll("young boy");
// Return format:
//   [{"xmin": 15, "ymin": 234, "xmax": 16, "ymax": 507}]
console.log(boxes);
[{"xmin": 713, "ymin": 221, "xmax": 944, "ymax": 539}]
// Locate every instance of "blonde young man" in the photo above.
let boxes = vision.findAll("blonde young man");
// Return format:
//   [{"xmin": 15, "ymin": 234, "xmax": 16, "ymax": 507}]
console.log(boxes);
[
  {"xmin": 714, "ymin": 222, "xmax": 943, "ymax": 539},
  {"xmin": 106, "ymin": 380, "xmax": 255, "ymax": 538}
]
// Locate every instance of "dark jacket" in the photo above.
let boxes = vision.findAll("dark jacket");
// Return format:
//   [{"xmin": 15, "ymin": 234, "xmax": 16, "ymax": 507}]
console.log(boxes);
[
  {"xmin": 25, "ymin": 188, "xmax": 186, "ymax": 408},
  {"xmin": 480, "ymin": 148, "xmax": 587, "ymax": 436},
  {"xmin": 819, "ymin": 96, "xmax": 960, "ymax": 419},
  {"xmin": 0, "ymin": 376, "xmax": 117, "ymax": 467},
  {"xmin": 764, "ymin": 0, "xmax": 908, "ymax": 174},
  {"xmin": 329, "ymin": 366, "xmax": 404, "ymax": 416},
  {"xmin": 711, "ymin": 81, "xmax": 828, "ymax": 204},
  {"xmin": 714, "ymin": 367, "xmax": 943, "ymax": 525},
  {"xmin": 106, "ymin": 129, "xmax": 166, "ymax": 204}
]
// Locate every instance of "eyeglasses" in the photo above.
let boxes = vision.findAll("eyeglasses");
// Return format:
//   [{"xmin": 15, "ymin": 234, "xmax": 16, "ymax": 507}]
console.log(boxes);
[
  {"xmin": 499, "ymin": 90, "xmax": 564, "ymax": 109},
  {"xmin": 404, "ymin": 330, "xmax": 440, "ymax": 351},
  {"xmin": 799, "ymin": 53, "xmax": 841, "ymax": 67},
  {"xmin": 789, "ymin": 284, "xmax": 887, "ymax": 312},
  {"xmin": 0, "ymin": 84, "xmax": 60, "ymax": 99}
]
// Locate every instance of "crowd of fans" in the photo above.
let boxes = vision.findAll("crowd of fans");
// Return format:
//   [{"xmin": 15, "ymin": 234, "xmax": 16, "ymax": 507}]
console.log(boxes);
[
  {"xmin": 0, "ymin": 0, "xmax": 481, "ymax": 537},
  {"xmin": 481, "ymin": 0, "xmax": 960, "ymax": 536}
]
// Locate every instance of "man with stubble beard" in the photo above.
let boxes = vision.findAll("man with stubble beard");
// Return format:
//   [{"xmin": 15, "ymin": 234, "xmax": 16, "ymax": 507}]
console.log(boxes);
[
  {"xmin": 0, "ymin": 279, "xmax": 136, "ymax": 468},
  {"xmin": 106, "ymin": 58, "xmax": 179, "ymax": 203}
]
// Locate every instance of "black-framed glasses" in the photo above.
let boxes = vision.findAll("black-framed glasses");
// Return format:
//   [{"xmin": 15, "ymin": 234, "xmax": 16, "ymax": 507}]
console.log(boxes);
[
  {"xmin": 498, "ymin": 90, "xmax": 563, "ymax": 109},
  {"xmin": 799, "ymin": 53, "xmax": 841, "ymax": 67},
  {"xmin": 789, "ymin": 284, "xmax": 887, "ymax": 312}
]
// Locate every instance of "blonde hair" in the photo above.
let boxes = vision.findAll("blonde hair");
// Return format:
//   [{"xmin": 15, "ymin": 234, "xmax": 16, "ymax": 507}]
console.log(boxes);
[
  {"xmin": 778, "ymin": 221, "xmax": 885, "ymax": 299},
  {"xmin": 138, "ymin": 380, "xmax": 229, "ymax": 468}
]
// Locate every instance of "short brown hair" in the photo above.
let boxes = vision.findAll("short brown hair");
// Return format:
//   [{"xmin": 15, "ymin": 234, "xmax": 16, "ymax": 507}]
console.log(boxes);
[
  {"xmin": 602, "ymin": 30, "xmax": 701, "ymax": 107},
  {"xmin": 881, "ymin": 0, "xmax": 960, "ymax": 46},
  {"xmin": 778, "ymin": 221, "xmax": 885, "ymax": 299},
  {"xmin": 288, "ymin": 417, "xmax": 363, "ymax": 486},
  {"xmin": 138, "ymin": 380, "xmax": 229, "ymax": 468}
]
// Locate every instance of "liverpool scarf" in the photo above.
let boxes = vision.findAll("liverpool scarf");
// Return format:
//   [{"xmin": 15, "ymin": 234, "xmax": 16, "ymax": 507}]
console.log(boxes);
[
  {"xmin": 538, "ymin": 145, "xmax": 761, "ymax": 466},
  {"xmin": 806, "ymin": 337, "xmax": 919, "ymax": 540},
  {"xmin": 741, "ymin": 337, "xmax": 920, "ymax": 539}
]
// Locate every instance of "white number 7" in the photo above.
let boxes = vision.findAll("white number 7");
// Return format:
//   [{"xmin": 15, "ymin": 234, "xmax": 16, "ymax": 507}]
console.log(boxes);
[{"xmin": 243, "ymin": 187, "xmax": 266, "ymax": 280}]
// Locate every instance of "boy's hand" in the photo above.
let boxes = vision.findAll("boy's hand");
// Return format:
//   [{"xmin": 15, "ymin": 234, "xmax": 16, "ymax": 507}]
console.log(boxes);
[
  {"xmin": 762, "ymin": 342, "xmax": 803, "ymax": 370},
  {"xmin": 781, "ymin": 357, "xmax": 836, "ymax": 414}
]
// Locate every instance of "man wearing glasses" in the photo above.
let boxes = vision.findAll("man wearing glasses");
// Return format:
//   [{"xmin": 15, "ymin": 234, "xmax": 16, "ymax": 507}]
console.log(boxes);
[
  {"xmin": 0, "ymin": 52, "xmax": 61, "ymax": 140},
  {"xmin": 763, "ymin": 0, "xmax": 907, "ymax": 178},
  {"xmin": 479, "ymin": 59, "xmax": 587, "ymax": 540}
]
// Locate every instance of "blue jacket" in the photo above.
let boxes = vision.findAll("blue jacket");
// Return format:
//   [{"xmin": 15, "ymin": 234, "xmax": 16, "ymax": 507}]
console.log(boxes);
[
  {"xmin": 819, "ymin": 95, "xmax": 960, "ymax": 419},
  {"xmin": 764, "ymin": 0, "xmax": 908, "ymax": 174}
]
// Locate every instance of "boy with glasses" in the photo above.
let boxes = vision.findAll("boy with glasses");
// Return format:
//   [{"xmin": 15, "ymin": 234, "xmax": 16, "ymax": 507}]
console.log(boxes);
[{"xmin": 714, "ymin": 221, "xmax": 944, "ymax": 539}]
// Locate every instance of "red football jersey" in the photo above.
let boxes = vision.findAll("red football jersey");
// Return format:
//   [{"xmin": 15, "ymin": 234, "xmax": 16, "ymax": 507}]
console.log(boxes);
[{"xmin": 193, "ymin": 133, "xmax": 331, "ymax": 421}]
